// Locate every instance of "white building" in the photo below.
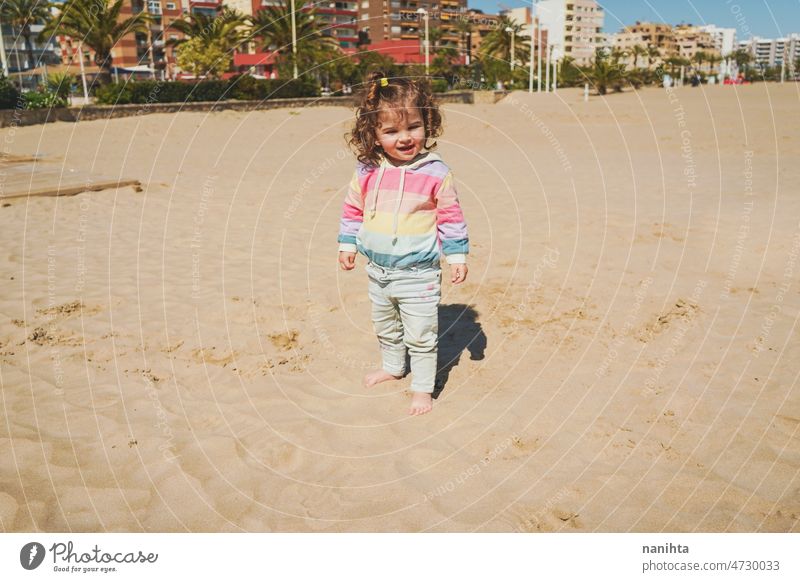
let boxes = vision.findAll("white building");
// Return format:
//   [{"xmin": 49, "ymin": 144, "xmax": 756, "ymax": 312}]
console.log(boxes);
[
  {"xmin": 698, "ymin": 25, "xmax": 736, "ymax": 56},
  {"xmin": 535, "ymin": 0, "xmax": 605, "ymax": 65},
  {"xmin": 739, "ymin": 34, "xmax": 800, "ymax": 68},
  {"xmin": 500, "ymin": 6, "xmax": 545, "ymax": 66}
]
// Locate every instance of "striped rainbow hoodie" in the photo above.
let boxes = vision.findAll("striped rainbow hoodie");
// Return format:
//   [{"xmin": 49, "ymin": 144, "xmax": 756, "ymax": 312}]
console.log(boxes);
[{"xmin": 337, "ymin": 151, "xmax": 469, "ymax": 269}]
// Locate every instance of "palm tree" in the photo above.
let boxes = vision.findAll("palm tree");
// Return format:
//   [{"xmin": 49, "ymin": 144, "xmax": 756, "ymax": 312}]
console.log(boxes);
[
  {"xmin": 168, "ymin": 6, "xmax": 250, "ymax": 49},
  {"xmin": 630, "ymin": 44, "xmax": 647, "ymax": 69},
  {"xmin": 585, "ymin": 49, "xmax": 625, "ymax": 95},
  {"xmin": 609, "ymin": 46, "xmax": 627, "ymax": 66},
  {"xmin": 731, "ymin": 48, "xmax": 752, "ymax": 73},
  {"xmin": 692, "ymin": 50, "xmax": 708, "ymax": 73},
  {"xmin": 167, "ymin": 6, "xmax": 250, "ymax": 75},
  {"xmin": 663, "ymin": 55, "xmax": 688, "ymax": 78},
  {"xmin": 557, "ymin": 55, "xmax": 583, "ymax": 86},
  {"xmin": 250, "ymin": 1, "xmax": 339, "ymax": 77},
  {"xmin": 1, "ymin": 0, "xmax": 51, "ymax": 72},
  {"xmin": 454, "ymin": 17, "xmax": 473, "ymax": 65},
  {"xmin": 706, "ymin": 53, "xmax": 721, "ymax": 75},
  {"xmin": 478, "ymin": 16, "xmax": 530, "ymax": 69},
  {"xmin": 646, "ymin": 44, "xmax": 661, "ymax": 69},
  {"xmin": 39, "ymin": 0, "xmax": 152, "ymax": 85}
]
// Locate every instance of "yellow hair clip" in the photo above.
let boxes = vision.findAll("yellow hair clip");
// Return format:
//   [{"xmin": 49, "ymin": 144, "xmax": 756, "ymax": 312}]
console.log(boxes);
[{"xmin": 380, "ymin": 77, "xmax": 389, "ymax": 87}]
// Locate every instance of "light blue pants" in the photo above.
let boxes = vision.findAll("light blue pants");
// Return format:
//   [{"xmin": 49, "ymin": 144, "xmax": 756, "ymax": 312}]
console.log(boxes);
[{"xmin": 366, "ymin": 261, "xmax": 441, "ymax": 393}]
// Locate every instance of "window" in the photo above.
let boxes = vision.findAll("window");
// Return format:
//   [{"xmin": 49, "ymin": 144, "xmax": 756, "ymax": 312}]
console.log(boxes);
[{"xmin": 166, "ymin": 2, "xmax": 175, "ymax": 9}]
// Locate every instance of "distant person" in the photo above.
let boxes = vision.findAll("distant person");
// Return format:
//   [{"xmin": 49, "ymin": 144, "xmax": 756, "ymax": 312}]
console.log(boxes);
[{"xmin": 337, "ymin": 72, "xmax": 469, "ymax": 415}]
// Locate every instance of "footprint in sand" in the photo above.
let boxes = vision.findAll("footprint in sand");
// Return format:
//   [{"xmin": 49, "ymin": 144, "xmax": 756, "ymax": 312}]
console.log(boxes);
[
  {"xmin": 35, "ymin": 300, "xmax": 102, "ymax": 318},
  {"xmin": 191, "ymin": 347, "xmax": 237, "ymax": 367},
  {"xmin": 635, "ymin": 298, "xmax": 700, "ymax": 342}
]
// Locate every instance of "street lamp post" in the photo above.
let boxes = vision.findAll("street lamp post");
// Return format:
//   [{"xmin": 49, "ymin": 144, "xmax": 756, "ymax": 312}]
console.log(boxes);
[
  {"xmin": 529, "ymin": 0, "xmax": 535, "ymax": 92},
  {"xmin": 537, "ymin": 25, "xmax": 543, "ymax": 92},
  {"xmin": 545, "ymin": 43, "xmax": 550, "ymax": 91},
  {"xmin": 291, "ymin": 0, "xmax": 298, "ymax": 79},
  {"xmin": 0, "ymin": 16, "xmax": 9, "ymax": 78},
  {"xmin": 417, "ymin": 8, "xmax": 429, "ymax": 76},
  {"xmin": 505, "ymin": 26, "xmax": 515, "ymax": 71}
]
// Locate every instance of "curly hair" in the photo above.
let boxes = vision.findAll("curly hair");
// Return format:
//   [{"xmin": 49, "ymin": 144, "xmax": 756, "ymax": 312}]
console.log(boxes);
[{"xmin": 346, "ymin": 72, "xmax": 443, "ymax": 167}]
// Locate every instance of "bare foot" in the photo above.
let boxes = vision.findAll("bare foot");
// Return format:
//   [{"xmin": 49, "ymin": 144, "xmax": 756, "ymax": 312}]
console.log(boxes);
[
  {"xmin": 409, "ymin": 392, "xmax": 433, "ymax": 415},
  {"xmin": 363, "ymin": 369, "xmax": 403, "ymax": 388}
]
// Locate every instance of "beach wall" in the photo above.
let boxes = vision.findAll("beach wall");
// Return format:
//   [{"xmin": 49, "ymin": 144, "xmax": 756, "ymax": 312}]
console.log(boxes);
[{"xmin": 0, "ymin": 91, "xmax": 484, "ymax": 128}]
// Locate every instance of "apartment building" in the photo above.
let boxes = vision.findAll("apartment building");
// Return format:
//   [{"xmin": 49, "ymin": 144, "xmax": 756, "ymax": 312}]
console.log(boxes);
[
  {"xmin": 673, "ymin": 25, "xmax": 719, "ymax": 61},
  {"xmin": 613, "ymin": 21, "xmax": 676, "ymax": 56},
  {"xmin": 500, "ymin": 6, "xmax": 546, "ymax": 65},
  {"xmin": 357, "ymin": 0, "xmax": 467, "ymax": 48},
  {"xmin": 1, "ymin": 23, "xmax": 61, "ymax": 73},
  {"xmin": 535, "ymin": 0, "xmax": 604, "ymax": 65},
  {"xmin": 698, "ymin": 24, "xmax": 736, "ymax": 56},
  {"xmin": 739, "ymin": 34, "xmax": 800, "ymax": 68}
]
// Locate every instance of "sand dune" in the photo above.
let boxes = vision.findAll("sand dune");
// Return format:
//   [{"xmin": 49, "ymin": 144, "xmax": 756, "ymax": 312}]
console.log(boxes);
[{"xmin": 1, "ymin": 84, "xmax": 798, "ymax": 532}]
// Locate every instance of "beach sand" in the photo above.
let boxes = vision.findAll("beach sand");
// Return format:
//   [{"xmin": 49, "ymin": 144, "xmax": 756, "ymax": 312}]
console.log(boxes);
[{"xmin": 1, "ymin": 84, "xmax": 798, "ymax": 532}]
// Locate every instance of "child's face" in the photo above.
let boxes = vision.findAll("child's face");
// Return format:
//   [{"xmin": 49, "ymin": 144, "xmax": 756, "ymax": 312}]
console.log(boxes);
[{"xmin": 376, "ymin": 106, "xmax": 426, "ymax": 164}]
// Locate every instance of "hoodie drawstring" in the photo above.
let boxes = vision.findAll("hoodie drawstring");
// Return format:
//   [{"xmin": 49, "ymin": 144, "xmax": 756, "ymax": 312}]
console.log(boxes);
[
  {"xmin": 391, "ymin": 167, "xmax": 406, "ymax": 245},
  {"xmin": 369, "ymin": 164, "xmax": 386, "ymax": 219}
]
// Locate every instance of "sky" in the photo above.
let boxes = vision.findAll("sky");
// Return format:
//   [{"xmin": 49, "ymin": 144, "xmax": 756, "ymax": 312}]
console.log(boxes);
[{"xmin": 470, "ymin": 0, "xmax": 800, "ymax": 38}]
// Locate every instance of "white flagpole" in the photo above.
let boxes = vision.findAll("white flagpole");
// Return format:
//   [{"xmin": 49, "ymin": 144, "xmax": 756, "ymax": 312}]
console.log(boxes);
[
  {"xmin": 528, "ymin": 0, "xmax": 535, "ymax": 92},
  {"xmin": 0, "ymin": 16, "xmax": 9, "ymax": 78},
  {"xmin": 545, "ymin": 44, "xmax": 550, "ymax": 92},
  {"xmin": 78, "ymin": 42, "xmax": 88, "ymax": 101}
]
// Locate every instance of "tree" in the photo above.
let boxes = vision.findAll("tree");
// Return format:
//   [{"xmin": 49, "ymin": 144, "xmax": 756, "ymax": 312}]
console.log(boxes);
[
  {"xmin": 663, "ymin": 55, "xmax": 688, "ymax": 78},
  {"xmin": 427, "ymin": 26, "xmax": 444, "ymax": 52},
  {"xmin": 609, "ymin": 46, "xmax": 627, "ymax": 66},
  {"xmin": 39, "ymin": 0, "xmax": 152, "ymax": 85},
  {"xmin": 168, "ymin": 6, "xmax": 250, "ymax": 49},
  {"xmin": 646, "ymin": 44, "xmax": 661, "ymax": 69},
  {"xmin": 478, "ymin": 16, "xmax": 530, "ymax": 71},
  {"xmin": 692, "ymin": 50, "xmax": 708, "ymax": 72},
  {"xmin": 706, "ymin": 53, "xmax": 721, "ymax": 75},
  {"xmin": 630, "ymin": 44, "xmax": 647, "ymax": 69},
  {"xmin": 168, "ymin": 6, "xmax": 250, "ymax": 77},
  {"xmin": 584, "ymin": 49, "xmax": 625, "ymax": 95},
  {"xmin": 250, "ymin": 1, "xmax": 339, "ymax": 78},
  {"xmin": 1, "ymin": 0, "xmax": 51, "ymax": 72},
  {"xmin": 176, "ymin": 36, "xmax": 229, "ymax": 78},
  {"xmin": 557, "ymin": 55, "xmax": 583, "ymax": 87},
  {"xmin": 46, "ymin": 71, "xmax": 74, "ymax": 101},
  {"xmin": 454, "ymin": 17, "xmax": 473, "ymax": 65},
  {"xmin": 731, "ymin": 48, "xmax": 752, "ymax": 72}
]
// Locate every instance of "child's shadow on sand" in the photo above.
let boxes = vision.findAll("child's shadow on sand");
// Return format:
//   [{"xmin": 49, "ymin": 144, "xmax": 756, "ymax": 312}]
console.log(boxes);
[{"xmin": 433, "ymin": 304, "xmax": 485, "ymax": 398}]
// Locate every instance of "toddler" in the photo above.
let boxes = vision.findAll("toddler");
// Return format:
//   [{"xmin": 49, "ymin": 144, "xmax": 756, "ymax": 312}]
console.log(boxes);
[{"xmin": 337, "ymin": 72, "xmax": 469, "ymax": 416}]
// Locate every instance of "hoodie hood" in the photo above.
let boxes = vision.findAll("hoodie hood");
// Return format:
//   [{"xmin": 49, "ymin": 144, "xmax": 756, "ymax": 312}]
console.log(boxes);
[{"xmin": 369, "ymin": 151, "xmax": 443, "ymax": 245}]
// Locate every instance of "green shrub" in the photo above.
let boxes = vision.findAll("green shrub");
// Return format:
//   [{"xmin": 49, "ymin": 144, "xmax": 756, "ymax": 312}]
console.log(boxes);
[
  {"xmin": 227, "ymin": 74, "xmax": 261, "ymax": 100},
  {"xmin": 23, "ymin": 91, "xmax": 68, "ymax": 109},
  {"xmin": 94, "ymin": 82, "xmax": 133, "ymax": 104},
  {"xmin": 0, "ymin": 74, "xmax": 20, "ymax": 109},
  {"xmin": 46, "ymin": 72, "xmax": 74, "ymax": 101},
  {"xmin": 189, "ymin": 80, "xmax": 229, "ymax": 102},
  {"xmin": 431, "ymin": 78, "xmax": 448, "ymax": 93},
  {"xmin": 93, "ymin": 77, "xmax": 320, "ymax": 106}
]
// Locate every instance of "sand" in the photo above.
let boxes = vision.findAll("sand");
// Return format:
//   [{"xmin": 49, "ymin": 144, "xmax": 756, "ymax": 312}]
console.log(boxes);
[{"xmin": 0, "ymin": 84, "xmax": 798, "ymax": 532}]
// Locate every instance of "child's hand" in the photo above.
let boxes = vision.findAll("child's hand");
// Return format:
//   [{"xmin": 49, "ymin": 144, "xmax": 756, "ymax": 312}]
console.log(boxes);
[
  {"xmin": 450, "ymin": 263, "xmax": 468, "ymax": 285},
  {"xmin": 339, "ymin": 251, "xmax": 356, "ymax": 270}
]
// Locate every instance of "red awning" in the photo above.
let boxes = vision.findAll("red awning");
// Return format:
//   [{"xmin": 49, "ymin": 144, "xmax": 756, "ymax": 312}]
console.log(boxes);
[{"xmin": 234, "ymin": 52, "xmax": 278, "ymax": 66}]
